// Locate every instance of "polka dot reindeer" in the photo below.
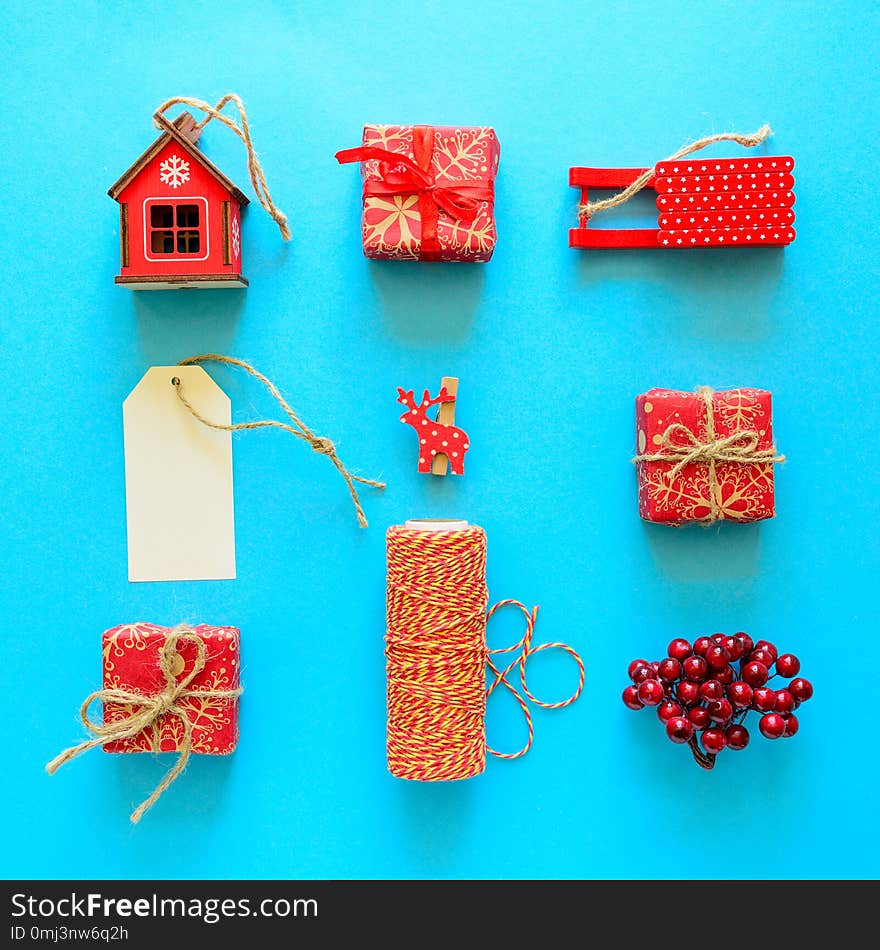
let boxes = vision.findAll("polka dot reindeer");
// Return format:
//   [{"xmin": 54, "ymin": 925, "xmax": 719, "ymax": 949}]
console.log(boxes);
[{"xmin": 397, "ymin": 378, "xmax": 470, "ymax": 475}]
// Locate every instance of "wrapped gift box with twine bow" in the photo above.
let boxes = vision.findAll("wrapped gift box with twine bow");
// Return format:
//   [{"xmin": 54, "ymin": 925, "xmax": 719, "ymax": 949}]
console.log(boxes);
[
  {"xmin": 47, "ymin": 623, "xmax": 242, "ymax": 823},
  {"xmin": 634, "ymin": 387, "xmax": 785, "ymax": 525}
]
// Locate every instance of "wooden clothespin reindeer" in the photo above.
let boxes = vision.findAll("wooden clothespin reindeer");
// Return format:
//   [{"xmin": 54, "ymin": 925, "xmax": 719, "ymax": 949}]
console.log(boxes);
[{"xmin": 397, "ymin": 377, "xmax": 469, "ymax": 475}]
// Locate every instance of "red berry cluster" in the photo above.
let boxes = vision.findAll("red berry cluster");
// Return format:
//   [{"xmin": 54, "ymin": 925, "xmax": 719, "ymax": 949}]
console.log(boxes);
[{"xmin": 622, "ymin": 633, "xmax": 812, "ymax": 768}]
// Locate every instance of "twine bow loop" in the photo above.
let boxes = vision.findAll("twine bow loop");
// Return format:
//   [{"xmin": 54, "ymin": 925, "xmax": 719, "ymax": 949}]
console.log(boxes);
[
  {"xmin": 659, "ymin": 422, "xmax": 765, "ymax": 478},
  {"xmin": 47, "ymin": 626, "xmax": 243, "ymax": 824}
]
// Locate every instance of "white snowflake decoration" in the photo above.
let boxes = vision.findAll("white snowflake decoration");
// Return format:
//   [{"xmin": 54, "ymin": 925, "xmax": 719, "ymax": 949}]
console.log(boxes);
[
  {"xmin": 159, "ymin": 154, "xmax": 190, "ymax": 189},
  {"xmin": 231, "ymin": 216, "xmax": 241, "ymax": 258}
]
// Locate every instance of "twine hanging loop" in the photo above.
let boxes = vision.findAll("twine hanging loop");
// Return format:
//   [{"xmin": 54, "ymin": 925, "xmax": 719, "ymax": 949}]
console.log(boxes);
[
  {"xmin": 579, "ymin": 125, "xmax": 773, "ymax": 222},
  {"xmin": 174, "ymin": 354, "xmax": 385, "ymax": 528},
  {"xmin": 154, "ymin": 93, "xmax": 291, "ymax": 240}
]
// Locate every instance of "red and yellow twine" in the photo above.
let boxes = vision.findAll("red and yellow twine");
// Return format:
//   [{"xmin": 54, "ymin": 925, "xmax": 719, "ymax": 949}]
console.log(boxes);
[{"xmin": 386, "ymin": 522, "xmax": 584, "ymax": 781}]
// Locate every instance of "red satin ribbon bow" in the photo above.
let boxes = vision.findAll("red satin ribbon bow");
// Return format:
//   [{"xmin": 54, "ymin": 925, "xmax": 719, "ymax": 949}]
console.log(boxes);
[{"xmin": 335, "ymin": 125, "xmax": 494, "ymax": 259}]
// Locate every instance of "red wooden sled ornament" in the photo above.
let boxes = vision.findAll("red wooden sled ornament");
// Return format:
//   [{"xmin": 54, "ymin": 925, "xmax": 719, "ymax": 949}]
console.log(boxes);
[
  {"xmin": 397, "ymin": 377, "xmax": 469, "ymax": 476},
  {"xmin": 570, "ymin": 134, "xmax": 796, "ymax": 249}
]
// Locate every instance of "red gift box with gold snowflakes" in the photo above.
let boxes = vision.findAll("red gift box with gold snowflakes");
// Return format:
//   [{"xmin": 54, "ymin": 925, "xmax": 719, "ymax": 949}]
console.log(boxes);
[
  {"xmin": 102, "ymin": 622, "xmax": 240, "ymax": 754},
  {"xmin": 335, "ymin": 124, "xmax": 500, "ymax": 261},
  {"xmin": 635, "ymin": 387, "xmax": 783, "ymax": 525}
]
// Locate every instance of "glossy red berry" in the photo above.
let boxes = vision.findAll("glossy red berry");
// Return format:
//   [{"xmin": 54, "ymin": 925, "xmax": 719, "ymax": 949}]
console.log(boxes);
[
  {"xmin": 693, "ymin": 636, "xmax": 712, "ymax": 656},
  {"xmin": 735, "ymin": 632, "xmax": 754, "ymax": 654},
  {"xmin": 657, "ymin": 700, "xmax": 683, "ymax": 722},
  {"xmin": 701, "ymin": 728, "xmax": 727, "ymax": 754},
  {"xmin": 622, "ymin": 685, "xmax": 643, "ymax": 709},
  {"xmin": 742, "ymin": 661, "xmax": 769, "ymax": 687},
  {"xmin": 628, "ymin": 659, "xmax": 650, "ymax": 681},
  {"xmin": 707, "ymin": 698, "xmax": 733, "ymax": 724},
  {"xmin": 752, "ymin": 687, "xmax": 777, "ymax": 711},
  {"xmin": 631, "ymin": 665, "xmax": 655, "ymax": 685},
  {"xmin": 713, "ymin": 664, "xmax": 735, "ymax": 686},
  {"xmin": 688, "ymin": 706, "xmax": 710, "ymax": 729},
  {"xmin": 683, "ymin": 656, "xmax": 709, "ymax": 682},
  {"xmin": 783, "ymin": 714, "xmax": 799, "ymax": 738},
  {"xmin": 774, "ymin": 689, "xmax": 796, "ymax": 714},
  {"xmin": 677, "ymin": 681, "xmax": 701, "ymax": 705},
  {"xmin": 658, "ymin": 657, "xmax": 682, "ymax": 682},
  {"xmin": 726, "ymin": 724, "xmax": 750, "ymax": 751},
  {"xmin": 754, "ymin": 640, "xmax": 778, "ymax": 662},
  {"xmin": 637, "ymin": 679, "xmax": 665, "ymax": 706},
  {"xmin": 723, "ymin": 636, "xmax": 744, "ymax": 661},
  {"xmin": 666, "ymin": 717, "xmax": 694, "ymax": 744},
  {"xmin": 749, "ymin": 649, "xmax": 776, "ymax": 670},
  {"xmin": 775, "ymin": 653, "xmax": 800, "ymax": 677},
  {"xmin": 668, "ymin": 638, "xmax": 692, "ymax": 661},
  {"xmin": 728, "ymin": 681, "xmax": 753, "ymax": 708},
  {"xmin": 705, "ymin": 645, "xmax": 730, "ymax": 670},
  {"xmin": 699, "ymin": 680, "xmax": 724, "ymax": 702},
  {"xmin": 759, "ymin": 713, "xmax": 786, "ymax": 739},
  {"xmin": 788, "ymin": 678, "xmax": 813, "ymax": 702},
  {"xmin": 712, "ymin": 633, "xmax": 725, "ymax": 644}
]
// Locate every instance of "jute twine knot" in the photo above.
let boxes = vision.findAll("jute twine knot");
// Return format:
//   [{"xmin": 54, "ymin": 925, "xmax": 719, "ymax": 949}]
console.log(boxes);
[
  {"xmin": 173, "ymin": 354, "xmax": 385, "ymax": 528},
  {"xmin": 579, "ymin": 125, "xmax": 773, "ymax": 222},
  {"xmin": 154, "ymin": 93, "xmax": 291, "ymax": 241},
  {"xmin": 632, "ymin": 386, "xmax": 785, "ymax": 524},
  {"xmin": 310, "ymin": 437, "xmax": 336, "ymax": 456},
  {"xmin": 46, "ymin": 626, "xmax": 243, "ymax": 824}
]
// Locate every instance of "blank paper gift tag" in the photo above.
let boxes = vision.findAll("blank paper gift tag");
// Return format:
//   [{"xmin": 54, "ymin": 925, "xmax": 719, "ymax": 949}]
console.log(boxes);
[{"xmin": 123, "ymin": 366, "xmax": 235, "ymax": 581}]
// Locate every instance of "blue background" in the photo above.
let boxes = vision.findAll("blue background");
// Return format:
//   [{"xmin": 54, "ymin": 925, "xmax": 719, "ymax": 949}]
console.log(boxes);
[{"xmin": 2, "ymin": 0, "xmax": 877, "ymax": 880}]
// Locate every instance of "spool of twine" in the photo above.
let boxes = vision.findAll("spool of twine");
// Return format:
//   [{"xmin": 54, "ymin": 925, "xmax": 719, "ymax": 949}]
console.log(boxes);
[{"xmin": 385, "ymin": 521, "xmax": 584, "ymax": 781}]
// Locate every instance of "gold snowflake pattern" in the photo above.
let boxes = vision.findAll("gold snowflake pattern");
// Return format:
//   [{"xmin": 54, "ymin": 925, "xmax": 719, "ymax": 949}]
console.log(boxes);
[
  {"xmin": 443, "ymin": 202, "xmax": 497, "ymax": 257},
  {"xmin": 101, "ymin": 624, "xmax": 239, "ymax": 755},
  {"xmin": 641, "ymin": 463, "xmax": 775, "ymax": 523},
  {"xmin": 713, "ymin": 389, "xmax": 768, "ymax": 433},
  {"xmin": 431, "ymin": 127, "xmax": 496, "ymax": 182},
  {"xmin": 362, "ymin": 195, "xmax": 420, "ymax": 259}
]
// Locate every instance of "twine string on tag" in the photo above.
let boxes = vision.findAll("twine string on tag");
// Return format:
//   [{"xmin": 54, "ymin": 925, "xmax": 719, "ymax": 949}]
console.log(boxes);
[
  {"xmin": 579, "ymin": 125, "xmax": 772, "ymax": 221},
  {"xmin": 632, "ymin": 386, "xmax": 785, "ymax": 523},
  {"xmin": 46, "ymin": 626, "xmax": 243, "ymax": 824},
  {"xmin": 173, "ymin": 355, "xmax": 385, "ymax": 528},
  {"xmin": 154, "ymin": 93, "xmax": 291, "ymax": 240}
]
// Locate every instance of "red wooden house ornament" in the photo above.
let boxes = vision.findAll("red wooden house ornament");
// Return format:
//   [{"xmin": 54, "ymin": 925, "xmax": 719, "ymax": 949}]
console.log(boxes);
[{"xmin": 109, "ymin": 112, "xmax": 249, "ymax": 289}]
